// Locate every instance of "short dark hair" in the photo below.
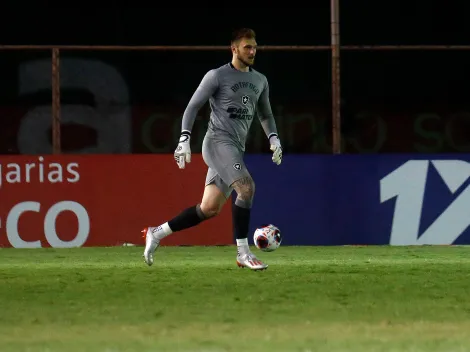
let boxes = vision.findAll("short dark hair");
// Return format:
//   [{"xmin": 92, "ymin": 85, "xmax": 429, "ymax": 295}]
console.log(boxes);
[{"xmin": 231, "ymin": 28, "xmax": 256, "ymax": 44}]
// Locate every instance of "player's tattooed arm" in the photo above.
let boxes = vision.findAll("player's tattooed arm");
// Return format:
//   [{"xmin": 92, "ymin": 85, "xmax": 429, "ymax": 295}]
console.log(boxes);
[{"xmin": 181, "ymin": 69, "xmax": 219, "ymax": 134}]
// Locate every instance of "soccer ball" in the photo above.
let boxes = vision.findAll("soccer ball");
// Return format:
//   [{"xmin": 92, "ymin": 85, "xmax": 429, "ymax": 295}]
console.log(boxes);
[{"xmin": 253, "ymin": 224, "xmax": 282, "ymax": 252}]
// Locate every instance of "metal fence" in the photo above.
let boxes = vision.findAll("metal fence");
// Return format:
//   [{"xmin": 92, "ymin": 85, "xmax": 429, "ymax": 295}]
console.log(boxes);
[{"xmin": 1, "ymin": 0, "xmax": 469, "ymax": 154}]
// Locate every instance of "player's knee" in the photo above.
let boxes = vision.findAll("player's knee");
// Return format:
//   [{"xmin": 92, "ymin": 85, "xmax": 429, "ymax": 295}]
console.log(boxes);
[
  {"xmin": 238, "ymin": 186, "xmax": 255, "ymax": 203},
  {"xmin": 199, "ymin": 201, "xmax": 222, "ymax": 219}
]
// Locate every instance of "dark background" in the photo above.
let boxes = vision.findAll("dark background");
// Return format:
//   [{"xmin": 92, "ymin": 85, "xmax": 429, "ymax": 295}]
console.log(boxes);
[{"xmin": 1, "ymin": 2, "xmax": 470, "ymax": 154}]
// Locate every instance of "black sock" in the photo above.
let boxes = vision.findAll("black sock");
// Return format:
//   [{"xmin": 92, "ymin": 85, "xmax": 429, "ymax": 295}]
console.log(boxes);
[
  {"xmin": 232, "ymin": 203, "xmax": 251, "ymax": 240},
  {"xmin": 168, "ymin": 204, "xmax": 206, "ymax": 232}
]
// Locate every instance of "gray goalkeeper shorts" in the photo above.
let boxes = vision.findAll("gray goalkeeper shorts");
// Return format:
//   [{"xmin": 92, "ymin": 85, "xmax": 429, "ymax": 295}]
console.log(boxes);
[{"xmin": 202, "ymin": 137, "xmax": 251, "ymax": 199}]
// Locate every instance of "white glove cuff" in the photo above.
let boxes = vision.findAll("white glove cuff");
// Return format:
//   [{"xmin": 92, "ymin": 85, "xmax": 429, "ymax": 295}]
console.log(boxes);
[
  {"xmin": 269, "ymin": 133, "xmax": 281, "ymax": 147},
  {"xmin": 179, "ymin": 130, "xmax": 191, "ymax": 143}
]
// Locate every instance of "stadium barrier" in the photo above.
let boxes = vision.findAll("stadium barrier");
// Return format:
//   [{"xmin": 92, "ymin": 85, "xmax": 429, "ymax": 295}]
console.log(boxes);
[
  {"xmin": 1, "ymin": 153, "xmax": 470, "ymax": 248},
  {"xmin": 246, "ymin": 154, "xmax": 470, "ymax": 246},
  {"xmin": 0, "ymin": 154, "xmax": 232, "ymax": 248}
]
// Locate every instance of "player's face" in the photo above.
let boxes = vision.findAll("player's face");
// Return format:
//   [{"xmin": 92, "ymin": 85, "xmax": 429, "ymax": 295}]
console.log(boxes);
[{"xmin": 234, "ymin": 38, "xmax": 257, "ymax": 67}]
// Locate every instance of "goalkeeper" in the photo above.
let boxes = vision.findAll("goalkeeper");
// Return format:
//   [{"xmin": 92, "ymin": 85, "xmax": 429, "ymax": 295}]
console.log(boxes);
[{"xmin": 142, "ymin": 28, "xmax": 282, "ymax": 271}]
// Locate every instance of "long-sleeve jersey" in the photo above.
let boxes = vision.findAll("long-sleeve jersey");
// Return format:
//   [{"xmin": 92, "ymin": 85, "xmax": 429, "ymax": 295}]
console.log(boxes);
[{"xmin": 181, "ymin": 63, "xmax": 278, "ymax": 151}]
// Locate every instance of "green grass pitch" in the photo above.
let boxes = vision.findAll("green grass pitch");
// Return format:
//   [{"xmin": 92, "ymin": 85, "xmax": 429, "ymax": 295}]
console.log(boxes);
[{"xmin": 1, "ymin": 245, "xmax": 470, "ymax": 351}]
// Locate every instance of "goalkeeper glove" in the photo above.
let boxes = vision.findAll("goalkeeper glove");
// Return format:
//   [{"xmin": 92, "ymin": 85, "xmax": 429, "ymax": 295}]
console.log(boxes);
[
  {"xmin": 269, "ymin": 134, "xmax": 282, "ymax": 165},
  {"xmin": 174, "ymin": 131, "xmax": 191, "ymax": 169}
]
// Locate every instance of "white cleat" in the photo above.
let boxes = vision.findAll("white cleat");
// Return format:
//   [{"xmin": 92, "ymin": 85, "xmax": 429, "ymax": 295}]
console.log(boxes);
[
  {"xmin": 236, "ymin": 252, "xmax": 268, "ymax": 271},
  {"xmin": 142, "ymin": 227, "xmax": 160, "ymax": 266}
]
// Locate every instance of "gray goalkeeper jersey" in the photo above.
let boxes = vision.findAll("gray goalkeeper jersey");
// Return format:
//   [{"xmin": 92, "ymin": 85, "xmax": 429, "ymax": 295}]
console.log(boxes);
[{"xmin": 181, "ymin": 63, "xmax": 278, "ymax": 151}]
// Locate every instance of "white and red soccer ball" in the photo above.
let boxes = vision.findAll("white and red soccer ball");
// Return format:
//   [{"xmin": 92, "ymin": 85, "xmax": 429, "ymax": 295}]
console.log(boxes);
[{"xmin": 253, "ymin": 224, "xmax": 282, "ymax": 252}]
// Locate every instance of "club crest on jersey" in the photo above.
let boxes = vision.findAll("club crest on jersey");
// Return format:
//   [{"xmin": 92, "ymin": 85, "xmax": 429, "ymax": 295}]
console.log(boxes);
[
  {"xmin": 233, "ymin": 163, "xmax": 242, "ymax": 170},
  {"xmin": 241, "ymin": 95, "xmax": 249, "ymax": 105}
]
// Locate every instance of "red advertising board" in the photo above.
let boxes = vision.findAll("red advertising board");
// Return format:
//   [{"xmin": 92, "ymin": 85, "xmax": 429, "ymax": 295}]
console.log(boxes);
[{"xmin": 0, "ymin": 154, "xmax": 233, "ymax": 248}]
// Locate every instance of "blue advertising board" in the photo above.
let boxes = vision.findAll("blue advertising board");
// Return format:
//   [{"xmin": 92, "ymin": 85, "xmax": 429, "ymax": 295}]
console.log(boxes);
[{"xmin": 243, "ymin": 154, "xmax": 470, "ymax": 245}]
